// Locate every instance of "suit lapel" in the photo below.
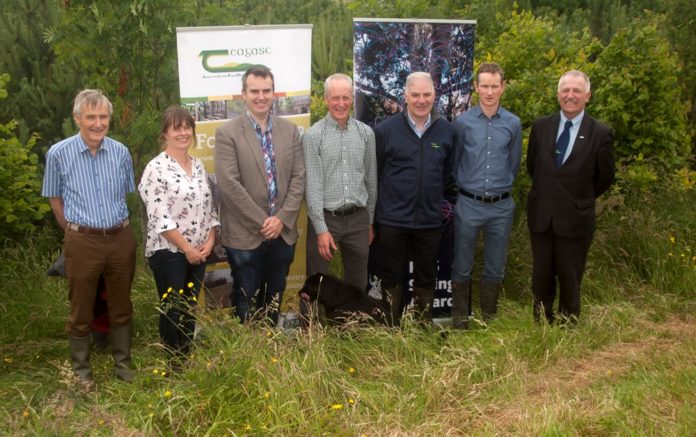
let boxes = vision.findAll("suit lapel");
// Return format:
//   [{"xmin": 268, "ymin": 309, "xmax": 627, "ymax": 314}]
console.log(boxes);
[
  {"xmin": 545, "ymin": 113, "xmax": 561, "ymax": 165},
  {"xmin": 241, "ymin": 118, "xmax": 269, "ymax": 180}
]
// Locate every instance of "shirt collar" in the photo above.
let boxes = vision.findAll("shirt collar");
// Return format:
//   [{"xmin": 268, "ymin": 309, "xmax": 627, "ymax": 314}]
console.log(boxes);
[
  {"xmin": 474, "ymin": 104, "xmax": 501, "ymax": 119},
  {"xmin": 406, "ymin": 111, "xmax": 432, "ymax": 132},
  {"xmin": 77, "ymin": 134, "xmax": 111, "ymax": 154},
  {"xmin": 246, "ymin": 110, "xmax": 272, "ymax": 132},
  {"xmin": 326, "ymin": 114, "xmax": 351, "ymax": 130},
  {"xmin": 560, "ymin": 110, "xmax": 584, "ymax": 127}
]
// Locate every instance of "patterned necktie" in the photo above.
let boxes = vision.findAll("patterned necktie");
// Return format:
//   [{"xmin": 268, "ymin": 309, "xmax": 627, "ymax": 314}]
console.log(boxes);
[
  {"xmin": 555, "ymin": 120, "xmax": 573, "ymax": 169},
  {"xmin": 257, "ymin": 125, "xmax": 277, "ymax": 214}
]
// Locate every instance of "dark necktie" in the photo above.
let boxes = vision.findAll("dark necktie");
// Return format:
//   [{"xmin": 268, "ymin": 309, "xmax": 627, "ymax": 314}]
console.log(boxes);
[{"xmin": 555, "ymin": 120, "xmax": 573, "ymax": 169}]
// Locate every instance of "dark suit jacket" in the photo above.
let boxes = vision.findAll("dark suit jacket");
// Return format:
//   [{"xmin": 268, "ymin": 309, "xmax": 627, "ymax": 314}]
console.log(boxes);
[
  {"xmin": 526, "ymin": 112, "xmax": 615, "ymax": 238},
  {"xmin": 214, "ymin": 114, "xmax": 306, "ymax": 250}
]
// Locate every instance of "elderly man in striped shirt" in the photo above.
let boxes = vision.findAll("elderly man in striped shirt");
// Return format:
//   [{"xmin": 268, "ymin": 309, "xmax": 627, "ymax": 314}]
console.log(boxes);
[
  {"xmin": 42, "ymin": 89, "xmax": 137, "ymax": 385},
  {"xmin": 302, "ymin": 73, "xmax": 377, "ymax": 290}
]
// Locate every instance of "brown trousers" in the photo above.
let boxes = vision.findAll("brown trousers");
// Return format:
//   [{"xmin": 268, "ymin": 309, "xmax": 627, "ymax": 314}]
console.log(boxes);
[{"xmin": 64, "ymin": 225, "xmax": 136, "ymax": 336}]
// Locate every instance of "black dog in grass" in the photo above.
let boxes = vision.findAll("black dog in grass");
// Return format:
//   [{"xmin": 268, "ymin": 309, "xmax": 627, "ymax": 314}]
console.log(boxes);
[{"xmin": 298, "ymin": 273, "xmax": 388, "ymax": 327}]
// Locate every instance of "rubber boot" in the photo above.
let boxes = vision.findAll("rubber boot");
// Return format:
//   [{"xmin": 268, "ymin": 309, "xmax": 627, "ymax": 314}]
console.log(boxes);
[
  {"xmin": 382, "ymin": 285, "xmax": 403, "ymax": 327},
  {"xmin": 111, "ymin": 324, "xmax": 134, "ymax": 382},
  {"xmin": 451, "ymin": 281, "xmax": 470, "ymax": 330},
  {"xmin": 68, "ymin": 335, "xmax": 93, "ymax": 381},
  {"xmin": 480, "ymin": 280, "xmax": 502, "ymax": 321},
  {"xmin": 412, "ymin": 287, "xmax": 434, "ymax": 325}
]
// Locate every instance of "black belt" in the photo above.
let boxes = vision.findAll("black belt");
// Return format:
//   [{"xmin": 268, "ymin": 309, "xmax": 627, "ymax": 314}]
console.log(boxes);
[
  {"xmin": 324, "ymin": 205, "xmax": 360, "ymax": 217},
  {"xmin": 459, "ymin": 189, "xmax": 510, "ymax": 203},
  {"xmin": 67, "ymin": 219, "xmax": 130, "ymax": 236}
]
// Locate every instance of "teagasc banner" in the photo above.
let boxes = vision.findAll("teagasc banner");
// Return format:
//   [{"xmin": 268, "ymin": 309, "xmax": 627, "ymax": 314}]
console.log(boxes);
[
  {"xmin": 175, "ymin": 25, "xmax": 312, "ymax": 323},
  {"xmin": 353, "ymin": 18, "xmax": 476, "ymax": 321}
]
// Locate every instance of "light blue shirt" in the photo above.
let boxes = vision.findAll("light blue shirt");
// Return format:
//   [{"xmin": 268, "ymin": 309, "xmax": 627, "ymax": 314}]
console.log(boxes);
[
  {"xmin": 42, "ymin": 134, "xmax": 135, "ymax": 228},
  {"xmin": 453, "ymin": 105, "xmax": 522, "ymax": 196},
  {"xmin": 557, "ymin": 110, "xmax": 585, "ymax": 165},
  {"xmin": 406, "ymin": 111, "xmax": 432, "ymax": 138}
]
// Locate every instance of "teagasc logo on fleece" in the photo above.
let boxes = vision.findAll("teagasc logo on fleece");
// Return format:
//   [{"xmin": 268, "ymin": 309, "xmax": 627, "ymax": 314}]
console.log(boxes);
[{"xmin": 199, "ymin": 48, "xmax": 271, "ymax": 73}]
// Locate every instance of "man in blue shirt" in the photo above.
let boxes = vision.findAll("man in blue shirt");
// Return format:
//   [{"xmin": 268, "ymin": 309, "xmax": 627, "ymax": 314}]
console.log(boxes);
[
  {"xmin": 42, "ymin": 89, "xmax": 137, "ymax": 384},
  {"xmin": 451, "ymin": 63, "xmax": 522, "ymax": 329}
]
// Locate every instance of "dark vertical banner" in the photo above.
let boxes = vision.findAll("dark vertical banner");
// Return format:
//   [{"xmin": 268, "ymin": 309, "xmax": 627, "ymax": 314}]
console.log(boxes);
[{"xmin": 353, "ymin": 18, "xmax": 476, "ymax": 320}]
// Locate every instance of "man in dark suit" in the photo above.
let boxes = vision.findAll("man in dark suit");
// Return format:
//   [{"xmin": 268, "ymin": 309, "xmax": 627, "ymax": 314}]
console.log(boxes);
[
  {"xmin": 526, "ymin": 70, "xmax": 615, "ymax": 323},
  {"xmin": 214, "ymin": 67, "xmax": 306, "ymax": 325}
]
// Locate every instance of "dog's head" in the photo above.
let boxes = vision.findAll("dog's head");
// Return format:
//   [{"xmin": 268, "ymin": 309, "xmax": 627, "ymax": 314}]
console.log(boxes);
[{"xmin": 299, "ymin": 272, "xmax": 326, "ymax": 302}]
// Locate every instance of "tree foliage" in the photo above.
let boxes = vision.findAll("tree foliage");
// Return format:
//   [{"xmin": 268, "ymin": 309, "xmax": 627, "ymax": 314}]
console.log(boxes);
[
  {"xmin": 590, "ymin": 20, "xmax": 690, "ymax": 171},
  {"xmin": 0, "ymin": 0, "xmax": 79, "ymax": 155},
  {"xmin": 0, "ymin": 74, "xmax": 50, "ymax": 240},
  {"xmin": 44, "ymin": 0, "xmax": 198, "ymax": 171}
]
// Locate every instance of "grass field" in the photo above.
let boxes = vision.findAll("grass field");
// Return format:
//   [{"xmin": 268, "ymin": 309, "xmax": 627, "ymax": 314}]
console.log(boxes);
[{"xmin": 1, "ymin": 188, "xmax": 694, "ymax": 435}]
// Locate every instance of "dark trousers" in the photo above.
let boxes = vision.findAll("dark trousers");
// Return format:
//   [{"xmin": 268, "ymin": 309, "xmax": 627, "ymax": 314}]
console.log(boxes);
[
  {"xmin": 64, "ymin": 225, "xmax": 136, "ymax": 337},
  {"xmin": 148, "ymin": 250, "xmax": 206, "ymax": 354},
  {"xmin": 378, "ymin": 224, "xmax": 442, "ymax": 291},
  {"xmin": 224, "ymin": 238, "xmax": 295, "ymax": 325},
  {"xmin": 530, "ymin": 226, "xmax": 593, "ymax": 322},
  {"xmin": 306, "ymin": 208, "xmax": 370, "ymax": 290}
]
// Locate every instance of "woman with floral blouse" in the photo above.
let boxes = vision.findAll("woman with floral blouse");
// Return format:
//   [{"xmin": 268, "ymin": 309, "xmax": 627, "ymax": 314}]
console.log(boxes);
[{"xmin": 139, "ymin": 106, "xmax": 219, "ymax": 368}]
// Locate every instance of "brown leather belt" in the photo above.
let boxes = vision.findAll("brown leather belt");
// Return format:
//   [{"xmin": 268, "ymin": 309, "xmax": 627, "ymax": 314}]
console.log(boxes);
[{"xmin": 67, "ymin": 219, "xmax": 130, "ymax": 236}]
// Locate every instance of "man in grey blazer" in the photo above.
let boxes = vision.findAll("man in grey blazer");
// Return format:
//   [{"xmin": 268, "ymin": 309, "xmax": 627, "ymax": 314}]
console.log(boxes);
[
  {"xmin": 526, "ymin": 70, "xmax": 615, "ymax": 324},
  {"xmin": 214, "ymin": 67, "xmax": 306, "ymax": 325}
]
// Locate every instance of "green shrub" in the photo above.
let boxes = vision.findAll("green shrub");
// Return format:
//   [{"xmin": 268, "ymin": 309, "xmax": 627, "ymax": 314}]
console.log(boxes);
[
  {"xmin": 0, "ymin": 74, "xmax": 50, "ymax": 240},
  {"xmin": 590, "ymin": 21, "xmax": 691, "ymax": 173}
]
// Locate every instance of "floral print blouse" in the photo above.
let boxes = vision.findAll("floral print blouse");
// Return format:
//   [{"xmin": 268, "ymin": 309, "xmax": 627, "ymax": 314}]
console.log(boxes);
[{"xmin": 139, "ymin": 152, "xmax": 219, "ymax": 257}]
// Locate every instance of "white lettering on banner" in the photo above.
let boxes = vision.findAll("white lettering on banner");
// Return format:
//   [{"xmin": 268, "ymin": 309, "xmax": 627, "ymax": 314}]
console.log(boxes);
[
  {"xmin": 433, "ymin": 297, "xmax": 452, "ymax": 308},
  {"xmin": 195, "ymin": 134, "xmax": 215, "ymax": 150}
]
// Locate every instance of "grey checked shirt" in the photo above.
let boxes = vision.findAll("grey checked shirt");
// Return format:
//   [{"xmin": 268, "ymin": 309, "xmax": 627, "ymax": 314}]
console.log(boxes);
[{"xmin": 302, "ymin": 115, "xmax": 377, "ymax": 234}]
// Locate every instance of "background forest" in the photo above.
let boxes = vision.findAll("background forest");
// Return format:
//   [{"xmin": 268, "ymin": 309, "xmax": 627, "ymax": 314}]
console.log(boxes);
[{"xmin": 1, "ymin": 1, "xmax": 694, "ymax": 435}]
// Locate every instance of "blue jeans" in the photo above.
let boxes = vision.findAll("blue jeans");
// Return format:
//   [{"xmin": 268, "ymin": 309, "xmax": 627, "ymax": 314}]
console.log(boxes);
[
  {"xmin": 452, "ymin": 195, "xmax": 515, "ymax": 283},
  {"xmin": 224, "ymin": 239, "xmax": 295, "ymax": 324},
  {"xmin": 148, "ymin": 250, "xmax": 206, "ymax": 356}
]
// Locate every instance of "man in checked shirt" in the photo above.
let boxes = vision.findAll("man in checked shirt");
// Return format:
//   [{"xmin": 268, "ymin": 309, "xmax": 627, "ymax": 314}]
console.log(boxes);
[{"xmin": 302, "ymin": 73, "xmax": 377, "ymax": 290}]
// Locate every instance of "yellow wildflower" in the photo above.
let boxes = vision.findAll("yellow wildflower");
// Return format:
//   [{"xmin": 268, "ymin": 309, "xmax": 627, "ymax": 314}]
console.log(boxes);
[
  {"xmin": 188, "ymin": 282, "xmax": 194, "ymax": 288},
  {"xmin": 348, "ymin": 367, "xmax": 355, "ymax": 374},
  {"xmin": 4, "ymin": 357, "xmax": 12, "ymax": 364},
  {"xmin": 263, "ymin": 392, "xmax": 270, "ymax": 399},
  {"xmin": 192, "ymin": 296, "xmax": 197, "ymax": 302},
  {"xmin": 669, "ymin": 235, "xmax": 676, "ymax": 243},
  {"xmin": 348, "ymin": 399, "xmax": 355, "ymax": 405},
  {"xmin": 245, "ymin": 424, "xmax": 252, "ymax": 431},
  {"xmin": 271, "ymin": 357, "xmax": 278, "ymax": 363},
  {"xmin": 98, "ymin": 419, "xmax": 105, "ymax": 425},
  {"xmin": 164, "ymin": 390, "xmax": 172, "ymax": 398},
  {"xmin": 330, "ymin": 404, "xmax": 343, "ymax": 410},
  {"xmin": 152, "ymin": 369, "xmax": 159, "ymax": 375},
  {"xmin": 179, "ymin": 289, "xmax": 184, "ymax": 294},
  {"xmin": 167, "ymin": 287, "xmax": 173, "ymax": 292},
  {"xmin": 148, "ymin": 412, "xmax": 154, "ymax": 418},
  {"xmin": 22, "ymin": 410, "xmax": 29, "ymax": 418},
  {"xmin": 162, "ymin": 293, "xmax": 168, "ymax": 300}
]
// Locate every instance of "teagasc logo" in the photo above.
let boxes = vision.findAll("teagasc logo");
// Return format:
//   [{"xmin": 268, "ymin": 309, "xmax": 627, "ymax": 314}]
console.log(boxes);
[{"xmin": 199, "ymin": 48, "xmax": 271, "ymax": 73}]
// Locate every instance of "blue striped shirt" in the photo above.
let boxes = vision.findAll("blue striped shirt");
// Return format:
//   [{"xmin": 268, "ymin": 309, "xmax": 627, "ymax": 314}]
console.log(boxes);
[{"xmin": 42, "ymin": 134, "xmax": 135, "ymax": 228}]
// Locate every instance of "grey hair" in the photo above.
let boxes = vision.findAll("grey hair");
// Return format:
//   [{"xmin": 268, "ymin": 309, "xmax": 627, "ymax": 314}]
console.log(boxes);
[
  {"xmin": 324, "ymin": 73, "xmax": 353, "ymax": 98},
  {"xmin": 405, "ymin": 71, "xmax": 434, "ymax": 92},
  {"xmin": 73, "ymin": 89, "xmax": 113, "ymax": 117},
  {"xmin": 558, "ymin": 70, "xmax": 591, "ymax": 93}
]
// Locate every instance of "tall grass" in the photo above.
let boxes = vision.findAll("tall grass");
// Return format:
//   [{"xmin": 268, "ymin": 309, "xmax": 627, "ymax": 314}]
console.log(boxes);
[{"xmin": 0, "ymin": 188, "xmax": 694, "ymax": 434}]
